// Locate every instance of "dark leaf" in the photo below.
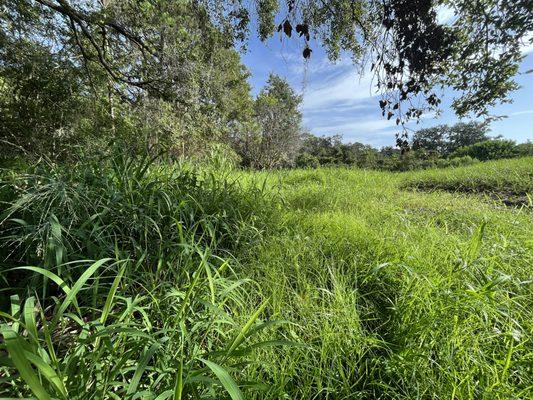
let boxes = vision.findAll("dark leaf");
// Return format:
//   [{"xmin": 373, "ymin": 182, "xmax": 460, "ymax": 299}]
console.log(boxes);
[
  {"xmin": 296, "ymin": 24, "xmax": 309, "ymax": 38},
  {"xmin": 283, "ymin": 20, "xmax": 292, "ymax": 37},
  {"xmin": 303, "ymin": 47, "xmax": 312, "ymax": 59}
]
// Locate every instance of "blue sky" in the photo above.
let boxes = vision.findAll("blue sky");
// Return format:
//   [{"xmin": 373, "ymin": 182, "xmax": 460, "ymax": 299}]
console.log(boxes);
[{"xmin": 241, "ymin": 21, "xmax": 533, "ymax": 148}]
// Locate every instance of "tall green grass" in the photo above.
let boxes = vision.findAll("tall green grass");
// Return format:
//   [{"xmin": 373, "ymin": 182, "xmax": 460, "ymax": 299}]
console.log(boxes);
[
  {"xmin": 238, "ymin": 165, "xmax": 532, "ymax": 398},
  {"xmin": 403, "ymin": 157, "xmax": 533, "ymax": 207},
  {"xmin": 2, "ymin": 157, "xmax": 532, "ymax": 398},
  {"xmin": 0, "ymin": 155, "xmax": 284, "ymax": 398}
]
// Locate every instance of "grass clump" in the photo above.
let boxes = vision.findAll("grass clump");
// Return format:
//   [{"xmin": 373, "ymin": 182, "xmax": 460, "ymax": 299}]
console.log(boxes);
[
  {"xmin": 0, "ymin": 155, "xmax": 283, "ymax": 399},
  {"xmin": 403, "ymin": 157, "xmax": 533, "ymax": 207}
]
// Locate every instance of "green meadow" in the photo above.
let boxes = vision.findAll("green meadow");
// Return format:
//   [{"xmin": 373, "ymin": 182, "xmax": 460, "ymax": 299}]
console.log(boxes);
[{"xmin": 1, "ymin": 157, "xmax": 532, "ymax": 399}]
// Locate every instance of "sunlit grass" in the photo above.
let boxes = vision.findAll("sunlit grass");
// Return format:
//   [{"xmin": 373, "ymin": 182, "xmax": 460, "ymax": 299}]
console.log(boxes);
[{"xmin": 1, "ymin": 157, "xmax": 532, "ymax": 398}]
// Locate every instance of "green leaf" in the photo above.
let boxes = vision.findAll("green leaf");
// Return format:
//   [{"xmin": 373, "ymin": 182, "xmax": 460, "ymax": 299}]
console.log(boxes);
[
  {"xmin": 225, "ymin": 299, "xmax": 269, "ymax": 357},
  {"xmin": 200, "ymin": 358, "xmax": 244, "ymax": 400},
  {"xmin": 23, "ymin": 297, "xmax": 39, "ymax": 344},
  {"xmin": 126, "ymin": 342, "xmax": 161, "ymax": 395},
  {"xmin": 1, "ymin": 327, "xmax": 51, "ymax": 400},
  {"xmin": 51, "ymin": 258, "xmax": 113, "ymax": 328},
  {"xmin": 11, "ymin": 266, "xmax": 79, "ymax": 314},
  {"xmin": 24, "ymin": 351, "xmax": 68, "ymax": 399},
  {"xmin": 100, "ymin": 262, "xmax": 127, "ymax": 325}
]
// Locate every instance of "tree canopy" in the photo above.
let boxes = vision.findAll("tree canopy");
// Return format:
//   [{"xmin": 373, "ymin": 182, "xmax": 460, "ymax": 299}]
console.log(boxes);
[{"xmin": 1, "ymin": 0, "xmax": 532, "ymax": 156}]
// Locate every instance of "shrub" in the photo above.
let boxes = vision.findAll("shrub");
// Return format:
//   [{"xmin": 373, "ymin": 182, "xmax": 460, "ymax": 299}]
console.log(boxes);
[
  {"xmin": 516, "ymin": 141, "xmax": 533, "ymax": 157},
  {"xmin": 295, "ymin": 153, "xmax": 320, "ymax": 168},
  {"xmin": 451, "ymin": 139, "xmax": 519, "ymax": 161},
  {"xmin": 449, "ymin": 155, "xmax": 478, "ymax": 167},
  {"xmin": 0, "ymin": 154, "xmax": 272, "ymax": 277}
]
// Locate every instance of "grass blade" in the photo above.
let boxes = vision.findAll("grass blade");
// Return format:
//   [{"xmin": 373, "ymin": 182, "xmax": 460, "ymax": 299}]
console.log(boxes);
[
  {"xmin": 1, "ymin": 327, "xmax": 51, "ymax": 400},
  {"xmin": 200, "ymin": 358, "xmax": 244, "ymax": 400}
]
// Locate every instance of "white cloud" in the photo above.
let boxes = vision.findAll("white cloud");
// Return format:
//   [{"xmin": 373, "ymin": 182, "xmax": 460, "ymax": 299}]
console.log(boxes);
[
  {"xmin": 521, "ymin": 33, "xmax": 533, "ymax": 54},
  {"xmin": 510, "ymin": 109, "xmax": 533, "ymax": 116},
  {"xmin": 313, "ymin": 118, "xmax": 395, "ymax": 134},
  {"xmin": 301, "ymin": 68, "xmax": 377, "ymax": 111},
  {"xmin": 307, "ymin": 116, "xmax": 400, "ymax": 147}
]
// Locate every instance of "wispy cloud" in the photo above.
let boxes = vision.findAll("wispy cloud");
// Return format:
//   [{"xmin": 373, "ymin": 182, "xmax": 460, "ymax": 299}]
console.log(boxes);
[
  {"xmin": 521, "ymin": 33, "xmax": 533, "ymax": 54},
  {"xmin": 510, "ymin": 109, "xmax": 533, "ymax": 116},
  {"xmin": 301, "ymin": 67, "xmax": 377, "ymax": 111}
]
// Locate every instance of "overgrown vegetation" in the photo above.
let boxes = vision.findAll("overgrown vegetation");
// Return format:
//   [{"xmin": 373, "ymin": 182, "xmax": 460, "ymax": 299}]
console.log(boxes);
[
  {"xmin": 2, "ymin": 155, "xmax": 532, "ymax": 398},
  {"xmin": 0, "ymin": 154, "xmax": 285, "ymax": 398},
  {"xmin": 1, "ymin": 0, "xmax": 532, "ymax": 398},
  {"xmin": 404, "ymin": 157, "xmax": 533, "ymax": 207}
]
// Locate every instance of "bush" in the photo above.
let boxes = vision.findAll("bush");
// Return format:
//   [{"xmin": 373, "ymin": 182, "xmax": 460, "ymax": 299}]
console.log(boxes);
[
  {"xmin": 1, "ymin": 154, "xmax": 272, "ymax": 275},
  {"xmin": 295, "ymin": 153, "xmax": 320, "ymax": 168},
  {"xmin": 451, "ymin": 139, "xmax": 519, "ymax": 161},
  {"xmin": 516, "ymin": 141, "xmax": 533, "ymax": 157},
  {"xmin": 449, "ymin": 155, "xmax": 479, "ymax": 167}
]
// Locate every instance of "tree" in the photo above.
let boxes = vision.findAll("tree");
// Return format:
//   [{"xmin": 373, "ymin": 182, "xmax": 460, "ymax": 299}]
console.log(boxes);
[
  {"xmin": 411, "ymin": 122, "xmax": 491, "ymax": 156},
  {"xmin": 1, "ymin": 0, "xmax": 257, "ymax": 158},
  {"xmin": 0, "ymin": 39, "xmax": 87, "ymax": 158},
  {"xmin": 239, "ymin": 74, "xmax": 303, "ymax": 168},
  {"xmin": 4, "ymin": 0, "xmax": 531, "ymax": 146},
  {"xmin": 412, "ymin": 126, "xmax": 449, "ymax": 155},
  {"xmin": 297, "ymin": 134, "xmax": 343, "ymax": 166},
  {"xmin": 516, "ymin": 141, "xmax": 533, "ymax": 157},
  {"xmin": 447, "ymin": 122, "xmax": 491, "ymax": 155}
]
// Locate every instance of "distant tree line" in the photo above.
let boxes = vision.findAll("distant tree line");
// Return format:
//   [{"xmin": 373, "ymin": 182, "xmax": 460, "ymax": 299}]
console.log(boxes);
[{"xmin": 295, "ymin": 122, "xmax": 533, "ymax": 171}]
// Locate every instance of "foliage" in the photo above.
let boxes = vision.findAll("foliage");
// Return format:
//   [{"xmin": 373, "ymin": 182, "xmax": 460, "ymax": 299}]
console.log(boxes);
[
  {"xmin": 0, "ymin": 154, "xmax": 288, "ymax": 398},
  {"xmin": 452, "ymin": 139, "xmax": 520, "ymax": 161},
  {"xmin": 515, "ymin": 141, "xmax": 533, "ymax": 157},
  {"xmin": 233, "ymin": 74, "xmax": 303, "ymax": 169},
  {"xmin": 3, "ymin": 0, "xmax": 531, "ymax": 146},
  {"xmin": 405, "ymin": 156, "xmax": 533, "ymax": 205},
  {"xmin": 295, "ymin": 131, "xmax": 487, "ymax": 171},
  {"xmin": 296, "ymin": 134, "xmax": 379, "ymax": 168},
  {"xmin": 238, "ymin": 161, "xmax": 533, "ymax": 398},
  {"xmin": 412, "ymin": 122, "xmax": 491, "ymax": 156},
  {"xmin": 0, "ymin": 0, "xmax": 256, "ymax": 160},
  {"xmin": 2, "ymin": 155, "xmax": 533, "ymax": 398}
]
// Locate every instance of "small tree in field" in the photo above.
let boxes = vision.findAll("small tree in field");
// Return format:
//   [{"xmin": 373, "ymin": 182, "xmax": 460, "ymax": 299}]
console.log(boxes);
[{"xmin": 250, "ymin": 74, "xmax": 303, "ymax": 168}]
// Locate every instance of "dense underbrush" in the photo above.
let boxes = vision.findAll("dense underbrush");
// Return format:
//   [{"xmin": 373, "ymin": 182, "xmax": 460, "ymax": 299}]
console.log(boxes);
[{"xmin": 0, "ymin": 155, "xmax": 282, "ymax": 399}]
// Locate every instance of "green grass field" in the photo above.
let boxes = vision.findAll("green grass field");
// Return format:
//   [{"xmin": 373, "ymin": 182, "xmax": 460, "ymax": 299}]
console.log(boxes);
[
  {"xmin": 403, "ymin": 157, "xmax": 533, "ymax": 207},
  {"xmin": 1, "ymin": 157, "xmax": 532, "ymax": 398}
]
